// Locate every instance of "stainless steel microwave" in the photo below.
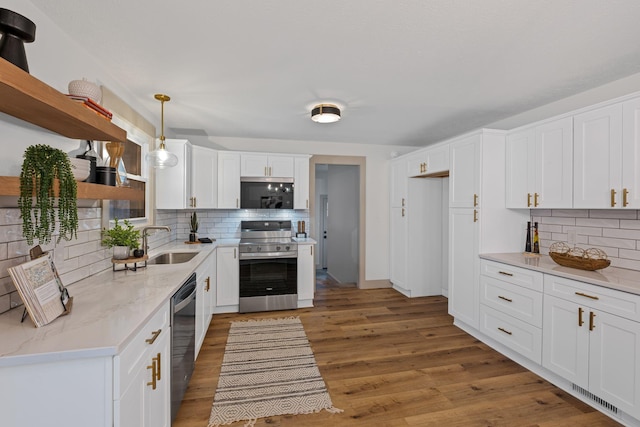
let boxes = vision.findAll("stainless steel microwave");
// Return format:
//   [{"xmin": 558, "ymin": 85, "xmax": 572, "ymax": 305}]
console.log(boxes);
[{"xmin": 240, "ymin": 177, "xmax": 294, "ymax": 209}]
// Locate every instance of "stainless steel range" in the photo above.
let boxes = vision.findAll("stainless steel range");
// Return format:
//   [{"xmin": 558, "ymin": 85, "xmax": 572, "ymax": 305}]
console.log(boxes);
[{"xmin": 238, "ymin": 220, "xmax": 298, "ymax": 313}]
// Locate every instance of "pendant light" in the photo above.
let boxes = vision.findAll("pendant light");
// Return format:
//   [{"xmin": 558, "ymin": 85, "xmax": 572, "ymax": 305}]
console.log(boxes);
[
  {"xmin": 311, "ymin": 104, "xmax": 341, "ymax": 123},
  {"xmin": 146, "ymin": 93, "xmax": 178, "ymax": 168}
]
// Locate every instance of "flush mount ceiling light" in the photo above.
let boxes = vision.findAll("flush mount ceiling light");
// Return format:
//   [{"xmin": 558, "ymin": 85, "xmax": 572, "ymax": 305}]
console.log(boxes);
[
  {"xmin": 311, "ymin": 104, "xmax": 341, "ymax": 123},
  {"xmin": 146, "ymin": 93, "xmax": 179, "ymax": 169}
]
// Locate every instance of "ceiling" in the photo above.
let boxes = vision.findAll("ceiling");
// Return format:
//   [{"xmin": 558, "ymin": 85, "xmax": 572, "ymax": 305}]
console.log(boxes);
[{"xmin": 29, "ymin": 0, "xmax": 640, "ymax": 147}]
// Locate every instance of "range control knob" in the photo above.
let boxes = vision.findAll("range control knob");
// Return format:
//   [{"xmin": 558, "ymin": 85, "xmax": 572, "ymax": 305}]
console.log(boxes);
[
  {"xmin": 257, "ymin": 246, "xmax": 262, "ymax": 252},
  {"xmin": 285, "ymin": 246, "xmax": 290, "ymax": 251},
  {"xmin": 276, "ymin": 246, "xmax": 281, "ymax": 251}
]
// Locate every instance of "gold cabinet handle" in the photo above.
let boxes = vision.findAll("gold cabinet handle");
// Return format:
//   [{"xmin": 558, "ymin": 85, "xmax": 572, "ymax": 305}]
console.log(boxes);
[
  {"xmin": 402, "ymin": 208, "xmax": 405, "ymax": 217},
  {"xmin": 575, "ymin": 291, "xmax": 599, "ymax": 300},
  {"xmin": 234, "ymin": 248, "xmax": 237, "ymax": 258},
  {"xmin": 473, "ymin": 209, "xmax": 478, "ymax": 222},
  {"xmin": 578, "ymin": 307, "xmax": 584, "ymax": 327},
  {"xmin": 311, "ymin": 245, "xmax": 313, "ymax": 256},
  {"xmin": 402, "ymin": 198, "xmax": 405, "ymax": 207},
  {"xmin": 498, "ymin": 295, "xmax": 512, "ymax": 303},
  {"xmin": 589, "ymin": 311, "xmax": 596, "ymax": 331},
  {"xmin": 155, "ymin": 352, "xmax": 161, "ymax": 381},
  {"xmin": 236, "ymin": 198, "xmax": 239, "ymax": 208},
  {"xmin": 611, "ymin": 189, "xmax": 617, "ymax": 207},
  {"xmin": 498, "ymin": 327, "xmax": 513, "ymax": 336},
  {"xmin": 473, "ymin": 194, "xmax": 478, "ymax": 207},
  {"xmin": 498, "ymin": 271, "xmax": 513, "ymax": 277},
  {"xmin": 205, "ymin": 276, "xmax": 210, "ymax": 291},
  {"xmin": 147, "ymin": 358, "xmax": 157, "ymax": 390},
  {"xmin": 623, "ymin": 188, "xmax": 630, "ymax": 207},
  {"xmin": 527, "ymin": 193, "xmax": 532, "ymax": 207},
  {"xmin": 306, "ymin": 199, "xmax": 309, "ymax": 209},
  {"xmin": 264, "ymin": 166, "xmax": 267, "ymax": 176},
  {"xmin": 534, "ymin": 192, "xmax": 539, "ymax": 207},
  {"xmin": 145, "ymin": 329, "xmax": 162, "ymax": 344}
]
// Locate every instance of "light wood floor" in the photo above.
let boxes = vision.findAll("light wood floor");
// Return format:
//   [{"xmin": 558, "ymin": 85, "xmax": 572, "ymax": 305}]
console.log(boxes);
[{"xmin": 173, "ymin": 276, "xmax": 620, "ymax": 426}]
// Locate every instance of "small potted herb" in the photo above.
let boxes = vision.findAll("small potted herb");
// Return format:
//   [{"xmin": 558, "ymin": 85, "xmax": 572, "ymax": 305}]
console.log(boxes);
[
  {"xmin": 189, "ymin": 212, "xmax": 199, "ymax": 242},
  {"xmin": 101, "ymin": 218, "xmax": 141, "ymax": 259}
]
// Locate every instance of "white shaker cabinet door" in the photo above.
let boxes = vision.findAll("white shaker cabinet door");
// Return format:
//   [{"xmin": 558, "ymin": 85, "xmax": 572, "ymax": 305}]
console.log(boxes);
[
  {"xmin": 191, "ymin": 145, "xmax": 217, "ymax": 209},
  {"xmin": 294, "ymin": 156, "xmax": 310, "ymax": 209},
  {"xmin": 218, "ymin": 152, "xmax": 241, "ymax": 209},
  {"xmin": 622, "ymin": 97, "xmax": 640, "ymax": 209},
  {"xmin": 216, "ymin": 246, "xmax": 239, "ymax": 307},
  {"xmin": 449, "ymin": 134, "xmax": 480, "ymax": 208},
  {"xmin": 448, "ymin": 207, "xmax": 479, "ymax": 329},
  {"xmin": 505, "ymin": 128, "xmax": 534, "ymax": 209},
  {"xmin": 535, "ymin": 117, "xmax": 573, "ymax": 208},
  {"xmin": 297, "ymin": 243, "xmax": 315, "ymax": 306},
  {"xmin": 573, "ymin": 104, "xmax": 623, "ymax": 208}
]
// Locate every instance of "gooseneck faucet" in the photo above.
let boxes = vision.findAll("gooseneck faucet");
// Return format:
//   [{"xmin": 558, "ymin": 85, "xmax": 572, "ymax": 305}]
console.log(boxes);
[{"xmin": 141, "ymin": 225, "xmax": 171, "ymax": 254}]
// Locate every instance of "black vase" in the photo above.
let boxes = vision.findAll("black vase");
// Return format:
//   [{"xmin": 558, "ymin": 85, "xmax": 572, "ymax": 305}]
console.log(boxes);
[
  {"xmin": 189, "ymin": 232, "xmax": 196, "ymax": 242},
  {"xmin": 0, "ymin": 9, "xmax": 36, "ymax": 73}
]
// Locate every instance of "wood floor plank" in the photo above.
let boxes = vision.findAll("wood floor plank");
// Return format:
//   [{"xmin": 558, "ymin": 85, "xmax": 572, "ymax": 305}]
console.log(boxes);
[{"xmin": 173, "ymin": 280, "xmax": 621, "ymax": 427}]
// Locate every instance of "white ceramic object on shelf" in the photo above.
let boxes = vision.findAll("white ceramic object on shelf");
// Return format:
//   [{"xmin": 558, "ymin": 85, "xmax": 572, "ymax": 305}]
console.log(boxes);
[
  {"xmin": 68, "ymin": 78, "xmax": 101, "ymax": 103},
  {"xmin": 69, "ymin": 157, "xmax": 91, "ymax": 181}
]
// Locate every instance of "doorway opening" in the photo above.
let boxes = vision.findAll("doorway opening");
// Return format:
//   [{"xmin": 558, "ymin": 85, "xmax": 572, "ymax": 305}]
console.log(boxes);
[{"xmin": 309, "ymin": 155, "xmax": 366, "ymax": 289}]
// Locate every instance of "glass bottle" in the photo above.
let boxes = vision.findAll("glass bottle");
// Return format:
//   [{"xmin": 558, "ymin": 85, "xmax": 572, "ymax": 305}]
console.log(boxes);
[
  {"xmin": 533, "ymin": 222, "xmax": 540, "ymax": 254},
  {"xmin": 525, "ymin": 221, "xmax": 532, "ymax": 252}
]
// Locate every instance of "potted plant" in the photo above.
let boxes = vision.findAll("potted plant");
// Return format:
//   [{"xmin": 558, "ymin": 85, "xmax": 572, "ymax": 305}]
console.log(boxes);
[
  {"xmin": 189, "ymin": 211, "xmax": 199, "ymax": 242},
  {"xmin": 101, "ymin": 218, "xmax": 141, "ymax": 259},
  {"xmin": 18, "ymin": 144, "xmax": 78, "ymax": 245}
]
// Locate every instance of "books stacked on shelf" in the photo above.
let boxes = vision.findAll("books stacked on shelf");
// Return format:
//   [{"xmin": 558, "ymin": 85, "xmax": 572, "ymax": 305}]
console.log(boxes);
[
  {"xmin": 66, "ymin": 94, "xmax": 113, "ymax": 120},
  {"xmin": 8, "ymin": 252, "xmax": 72, "ymax": 327}
]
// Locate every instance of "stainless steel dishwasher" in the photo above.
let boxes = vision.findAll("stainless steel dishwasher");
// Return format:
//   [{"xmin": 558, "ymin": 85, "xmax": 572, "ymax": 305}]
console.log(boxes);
[{"xmin": 170, "ymin": 273, "xmax": 196, "ymax": 423}]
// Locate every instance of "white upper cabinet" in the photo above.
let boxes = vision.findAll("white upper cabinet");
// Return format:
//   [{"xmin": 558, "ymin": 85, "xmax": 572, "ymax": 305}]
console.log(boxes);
[
  {"xmin": 506, "ymin": 117, "xmax": 573, "ymax": 209},
  {"xmin": 155, "ymin": 139, "xmax": 192, "ymax": 210},
  {"xmin": 622, "ymin": 97, "xmax": 640, "ymax": 208},
  {"xmin": 293, "ymin": 156, "xmax": 310, "ymax": 209},
  {"xmin": 241, "ymin": 154, "xmax": 294, "ymax": 178},
  {"xmin": 449, "ymin": 134, "xmax": 480, "ymax": 208},
  {"xmin": 573, "ymin": 103, "xmax": 623, "ymax": 208},
  {"xmin": 218, "ymin": 152, "xmax": 241, "ymax": 209},
  {"xmin": 390, "ymin": 157, "xmax": 408, "ymax": 208},
  {"xmin": 407, "ymin": 145, "xmax": 449, "ymax": 177},
  {"xmin": 191, "ymin": 145, "xmax": 218, "ymax": 209}
]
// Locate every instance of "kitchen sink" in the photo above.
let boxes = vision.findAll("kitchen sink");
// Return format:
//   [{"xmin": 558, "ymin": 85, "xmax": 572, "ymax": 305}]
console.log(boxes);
[{"xmin": 147, "ymin": 252, "xmax": 198, "ymax": 265}]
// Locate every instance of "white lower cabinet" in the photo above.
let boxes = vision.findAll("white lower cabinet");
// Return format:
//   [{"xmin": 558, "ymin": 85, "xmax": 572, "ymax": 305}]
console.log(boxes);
[
  {"xmin": 116, "ymin": 303, "xmax": 171, "ymax": 427},
  {"xmin": 215, "ymin": 246, "xmax": 239, "ymax": 312},
  {"xmin": 195, "ymin": 252, "xmax": 215, "ymax": 358},
  {"xmin": 297, "ymin": 243, "xmax": 315, "ymax": 307},
  {"xmin": 479, "ymin": 260, "xmax": 543, "ymax": 363},
  {"xmin": 542, "ymin": 275, "xmax": 640, "ymax": 419}
]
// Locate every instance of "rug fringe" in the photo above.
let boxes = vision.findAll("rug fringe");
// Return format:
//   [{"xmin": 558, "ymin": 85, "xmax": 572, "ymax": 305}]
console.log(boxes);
[
  {"xmin": 231, "ymin": 316, "xmax": 300, "ymax": 325},
  {"xmin": 243, "ymin": 418, "xmax": 257, "ymax": 427}
]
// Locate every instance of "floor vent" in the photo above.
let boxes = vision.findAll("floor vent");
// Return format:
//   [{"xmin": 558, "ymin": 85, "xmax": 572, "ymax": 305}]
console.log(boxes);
[{"xmin": 572, "ymin": 383, "xmax": 618, "ymax": 415}]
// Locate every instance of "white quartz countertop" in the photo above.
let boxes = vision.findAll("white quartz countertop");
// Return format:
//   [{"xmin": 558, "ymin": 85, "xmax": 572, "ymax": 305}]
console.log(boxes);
[
  {"xmin": 481, "ymin": 253, "xmax": 640, "ymax": 296},
  {"xmin": 0, "ymin": 239, "xmax": 239, "ymax": 367}
]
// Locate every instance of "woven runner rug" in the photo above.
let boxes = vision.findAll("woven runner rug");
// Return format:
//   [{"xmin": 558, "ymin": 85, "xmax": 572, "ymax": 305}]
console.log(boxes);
[{"xmin": 208, "ymin": 317, "xmax": 342, "ymax": 427}]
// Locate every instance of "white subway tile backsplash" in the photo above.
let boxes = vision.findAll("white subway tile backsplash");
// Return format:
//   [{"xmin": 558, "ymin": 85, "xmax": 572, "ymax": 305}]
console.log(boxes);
[{"xmin": 537, "ymin": 209, "xmax": 640, "ymax": 273}]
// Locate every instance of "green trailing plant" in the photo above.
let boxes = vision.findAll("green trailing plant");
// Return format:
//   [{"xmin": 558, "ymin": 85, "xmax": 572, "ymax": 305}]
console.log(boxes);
[
  {"xmin": 190, "ymin": 211, "xmax": 199, "ymax": 233},
  {"xmin": 101, "ymin": 218, "xmax": 141, "ymax": 249},
  {"xmin": 18, "ymin": 144, "xmax": 78, "ymax": 245}
]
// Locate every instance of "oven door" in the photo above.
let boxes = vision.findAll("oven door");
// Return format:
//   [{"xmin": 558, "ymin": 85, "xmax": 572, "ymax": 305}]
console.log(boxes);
[{"xmin": 239, "ymin": 256, "xmax": 297, "ymax": 297}]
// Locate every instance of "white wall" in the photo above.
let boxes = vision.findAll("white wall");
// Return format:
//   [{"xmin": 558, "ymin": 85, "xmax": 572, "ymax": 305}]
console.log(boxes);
[{"xmin": 210, "ymin": 136, "xmax": 416, "ymax": 282}]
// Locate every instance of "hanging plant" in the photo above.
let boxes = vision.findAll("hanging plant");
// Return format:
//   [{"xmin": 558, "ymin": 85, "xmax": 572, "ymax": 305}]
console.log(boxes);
[{"xmin": 18, "ymin": 144, "xmax": 78, "ymax": 245}]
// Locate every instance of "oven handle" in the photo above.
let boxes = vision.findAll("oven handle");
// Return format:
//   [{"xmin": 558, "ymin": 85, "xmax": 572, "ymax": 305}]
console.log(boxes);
[{"xmin": 239, "ymin": 252, "xmax": 298, "ymax": 260}]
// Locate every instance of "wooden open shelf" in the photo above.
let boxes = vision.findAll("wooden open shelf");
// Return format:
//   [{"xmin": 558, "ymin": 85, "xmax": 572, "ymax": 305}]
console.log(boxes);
[
  {"xmin": 0, "ymin": 58, "xmax": 126, "ymax": 142},
  {"xmin": 0, "ymin": 176, "xmax": 144, "ymax": 201}
]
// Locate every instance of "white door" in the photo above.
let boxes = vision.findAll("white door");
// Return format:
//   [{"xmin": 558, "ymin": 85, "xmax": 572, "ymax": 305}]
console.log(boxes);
[
  {"xmin": 191, "ymin": 145, "xmax": 217, "ymax": 209},
  {"xmin": 589, "ymin": 309, "xmax": 640, "ymax": 418},
  {"xmin": 297, "ymin": 244, "xmax": 315, "ymax": 303},
  {"xmin": 622, "ymin": 97, "xmax": 640, "ymax": 209},
  {"xmin": 389, "ymin": 206, "xmax": 407, "ymax": 290},
  {"xmin": 216, "ymin": 247, "xmax": 239, "ymax": 307},
  {"xmin": 449, "ymin": 135, "xmax": 480, "ymax": 208},
  {"xmin": 448, "ymin": 207, "xmax": 479, "ymax": 328},
  {"xmin": 505, "ymin": 129, "xmax": 534, "ymax": 209},
  {"xmin": 217, "ymin": 152, "xmax": 240, "ymax": 209},
  {"xmin": 542, "ymin": 294, "xmax": 589, "ymax": 389},
  {"xmin": 535, "ymin": 117, "xmax": 573, "ymax": 208},
  {"xmin": 573, "ymin": 104, "xmax": 623, "ymax": 208}
]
